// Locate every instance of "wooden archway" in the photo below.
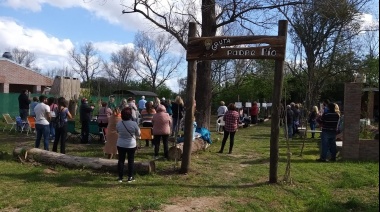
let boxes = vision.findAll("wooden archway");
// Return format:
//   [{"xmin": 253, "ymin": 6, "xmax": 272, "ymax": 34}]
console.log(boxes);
[{"xmin": 181, "ymin": 20, "xmax": 288, "ymax": 183}]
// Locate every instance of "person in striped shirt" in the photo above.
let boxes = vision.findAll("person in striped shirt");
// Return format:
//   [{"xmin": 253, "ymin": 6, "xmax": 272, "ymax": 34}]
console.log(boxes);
[
  {"xmin": 316, "ymin": 102, "xmax": 340, "ymax": 162},
  {"xmin": 141, "ymin": 101, "xmax": 156, "ymax": 147},
  {"xmin": 218, "ymin": 103, "xmax": 240, "ymax": 154}
]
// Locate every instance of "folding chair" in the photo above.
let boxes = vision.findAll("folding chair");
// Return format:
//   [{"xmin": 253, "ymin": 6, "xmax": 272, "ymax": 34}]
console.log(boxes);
[
  {"xmin": 26, "ymin": 116, "xmax": 36, "ymax": 135},
  {"xmin": 66, "ymin": 120, "xmax": 81, "ymax": 143},
  {"xmin": 140, "ymin": 127, "xmax": 153, "ymax": 148},
  {"xmin": 89, "ymin": 121, "xmax": 103, "ymax": 143},
  {"xmin": 140, "ymin": 127, "xmax": 153, "ymax": 139},
  {"xmin": 15, "ymin": 116, "xmax": 28, "ymax": 133},
  {"xmin": 2, "ymin": 114, "xmax": 17, "ymax": 132}
]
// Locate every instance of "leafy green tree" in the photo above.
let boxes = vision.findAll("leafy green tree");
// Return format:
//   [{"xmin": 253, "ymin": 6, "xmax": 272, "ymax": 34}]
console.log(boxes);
[{"xmin": 278, "ymin": 0, "xmax": 371, "ymax": 109}]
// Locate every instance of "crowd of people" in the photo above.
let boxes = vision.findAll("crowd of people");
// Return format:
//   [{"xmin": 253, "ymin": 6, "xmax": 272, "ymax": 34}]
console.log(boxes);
[
  {"xmin": 104, "ymin": 95, "xmax": 184, "ymax": 182},
  {"xmin": 18, "ymin": 88, "xmax": 346, "ymax": 182},
  {"xmin": 216, "ymin": 98, "xmax": 344, "ymax": 162},
  {"xmin": 283, "ymin": 99, "xmax": 343, "ymax": 162},
  {"xmin": 17, "ymin": 90, "xmax": 73, "ymax": 153},
  {"xmin": 17, "ymin": 92, "xmax": 190, "ymax": 183}
]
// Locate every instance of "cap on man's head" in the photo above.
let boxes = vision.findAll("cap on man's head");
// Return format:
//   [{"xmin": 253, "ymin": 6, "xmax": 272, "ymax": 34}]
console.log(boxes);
[
  {"xmin": 141, "ymin": 96, "xmax": 145, "ymax": 99},
  {"xmin": 162, "ymin": 97, "xmax": 165, "ymax": 101},
  {"xmin": 81, "ymin": 98, "xmax": 87, "ymax": 103}
]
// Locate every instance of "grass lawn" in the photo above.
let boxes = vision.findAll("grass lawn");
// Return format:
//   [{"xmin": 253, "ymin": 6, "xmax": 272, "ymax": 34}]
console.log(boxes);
[{"xmin": 0, "ymin": 119, "xmax": 378, "ymax": 212}]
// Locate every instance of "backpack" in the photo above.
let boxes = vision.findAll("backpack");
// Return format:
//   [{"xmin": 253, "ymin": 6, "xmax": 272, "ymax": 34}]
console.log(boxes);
[{"xmin": 55, "ymin": 108, "xmax": 66, "ymax": 128}]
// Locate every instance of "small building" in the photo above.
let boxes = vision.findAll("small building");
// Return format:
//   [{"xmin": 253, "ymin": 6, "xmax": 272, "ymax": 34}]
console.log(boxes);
[
  {"xmin": 49, "ymin": 76, "xmax": 81, "ymax": 100},
  {"xmin": 112, "ymin": 90, "xmax": 158, "ymax": 102},
  {"xmin": 0, "ymin": 52, "xmax": 53, "ymax": 93}
]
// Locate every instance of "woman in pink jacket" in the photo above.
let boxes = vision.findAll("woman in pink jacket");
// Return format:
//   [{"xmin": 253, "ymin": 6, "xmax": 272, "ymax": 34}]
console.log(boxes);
[{"xmin": 152, "ymin": 105, "xmax": 171, "ymax": 159}]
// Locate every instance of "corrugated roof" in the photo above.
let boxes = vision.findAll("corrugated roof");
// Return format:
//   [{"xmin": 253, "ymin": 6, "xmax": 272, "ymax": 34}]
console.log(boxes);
[{"xmin": 112, "ymin": 90, "xmax": 158, "ymax": 97}]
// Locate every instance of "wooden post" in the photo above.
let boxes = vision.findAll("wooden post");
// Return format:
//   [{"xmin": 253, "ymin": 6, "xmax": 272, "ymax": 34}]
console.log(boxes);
[
  {"xmin": 269, "ymin": 20, "xmax": 288, "ymax": 184},
  {"xmin": 180, "ymin": 22, "xmax": 197, "ymax": 174}
]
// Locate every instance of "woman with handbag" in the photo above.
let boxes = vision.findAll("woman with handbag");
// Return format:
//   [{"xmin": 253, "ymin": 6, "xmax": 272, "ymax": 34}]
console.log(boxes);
[{"xmin": 116, "ymin": 107, "xmax": 140, "ymax": 183}]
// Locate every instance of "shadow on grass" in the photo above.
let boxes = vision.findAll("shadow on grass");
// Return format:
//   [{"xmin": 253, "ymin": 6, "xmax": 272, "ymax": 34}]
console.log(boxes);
[
  {"xmin": 240, "ymin": 156, "xmax": 339, "ymax": 165},
  {"xmin": 1, "ymin": 169, "xmax": 270, "ymax": 190},
  {"xmin": 306, "ymin": 197, "xmax": 379, "ymax": 212}
]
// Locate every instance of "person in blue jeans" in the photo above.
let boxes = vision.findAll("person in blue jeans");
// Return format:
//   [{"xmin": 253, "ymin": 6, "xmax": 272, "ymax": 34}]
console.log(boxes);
[
  {"xmin": 34, "ymin": 95, "xmax": 51, "ymax": 151},
  {"xmin": 316, "ymin": 102, "xmax": 340, "ymax": 162},
  {"xmin": 47, "ymin": 97, "xmax": 58, "ymax": 142}
]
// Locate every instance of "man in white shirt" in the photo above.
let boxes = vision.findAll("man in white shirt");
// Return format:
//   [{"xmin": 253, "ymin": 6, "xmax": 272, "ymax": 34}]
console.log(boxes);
[
  {"xmin": 138, "ymin": 96, "xmax": 147, "ymax": 114},
  {"xmin": 34, "ymin": 95, "xmax": 51, "ymax": 150}
]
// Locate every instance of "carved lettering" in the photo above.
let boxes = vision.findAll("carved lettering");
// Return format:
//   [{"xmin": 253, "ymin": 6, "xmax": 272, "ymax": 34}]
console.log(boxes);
[
  {"xmin": 261, "ymin": 48, "xmax": 276, "ymax": 56},
  {"xmin": 227, "ymin": 50, "xmax": 256, "ymax": 56},
  {"xmin": 211, "ymin": 38, "xmax": 231, "ymax": 51}
]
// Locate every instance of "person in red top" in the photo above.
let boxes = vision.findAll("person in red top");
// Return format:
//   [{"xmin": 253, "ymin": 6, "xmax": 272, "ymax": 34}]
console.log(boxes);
[
  {"xmin": 250, "ymin": 101, "xmax": 259, "ymax": 124},
  {"xmin": 218, "ymin": 103, "xmax": 240, "ymax": 154}
]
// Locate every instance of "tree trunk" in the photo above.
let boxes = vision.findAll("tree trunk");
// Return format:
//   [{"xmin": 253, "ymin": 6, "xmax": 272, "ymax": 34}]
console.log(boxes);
[
  {"xmin": 13, "ymin": 147, "xmax": 155, "ymax": 174},
  {"xmin": 169, "ymin": 138, "xmax": 210, "ymax": 160},
  {"xmin": 195, "ymin": 0, "xmax": 217, "ymax": 129},
  {"xmin": 68, "ymin": 99, "xmax": 78, "ymax": 117},
  {"xmin": 196, "ymin": 62, "xmax": 212, "ymax": 129},
  {"xmin": 180, "ymin": 22, "xmax": 197, "ymax": 174}
]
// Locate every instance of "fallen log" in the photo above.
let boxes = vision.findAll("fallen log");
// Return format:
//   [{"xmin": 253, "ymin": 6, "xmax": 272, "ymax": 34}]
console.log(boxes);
[
  {"xmin": 13, "ymin": 147, "xmax": 155, "ymax": 174},
  {"xmin": 168, "ymin": 138, "xmax": 210, "ymax": 160}
]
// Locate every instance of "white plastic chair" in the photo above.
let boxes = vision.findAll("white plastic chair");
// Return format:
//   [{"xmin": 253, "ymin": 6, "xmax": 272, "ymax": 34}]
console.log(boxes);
[{"xmin": 216, "ymin": 116, "xmax": 225, "ymax": 132}]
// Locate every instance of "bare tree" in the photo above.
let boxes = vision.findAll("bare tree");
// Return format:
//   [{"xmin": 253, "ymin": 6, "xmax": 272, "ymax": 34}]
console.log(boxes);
[
  {"xmin": 121, "ymin": 0, "xmax": 303, "ymax": 129},
  {"xmin": 120, "ymin": 0, "xmax": 304, "ymax": 175},
  {"xmin": 134, "ymin": 31, "xmax": 183, "ymax": 92},
  {"xmin": 68, "ymin": 42, "xmax": 102, "ymax": 82},
  {"xmin": 277, "ymin": 0, "xmax": 371, "ymax": 108},
  {"xmin": 104, "ymin": 46, "xmax": 137, "ymax": 87},
  {"xmin": 44, "ymin": 66, "xmax": 74, "ymax": 79},
  {"xmin": 11, "ymin": 48, "xmax": 36, "ymax": 68}
]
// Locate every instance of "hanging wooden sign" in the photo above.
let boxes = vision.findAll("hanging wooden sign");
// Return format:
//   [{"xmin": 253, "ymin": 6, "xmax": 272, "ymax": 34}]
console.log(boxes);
[{"xmin": 187, "ymin": 35, "xmax": 286, "ymax": 60}]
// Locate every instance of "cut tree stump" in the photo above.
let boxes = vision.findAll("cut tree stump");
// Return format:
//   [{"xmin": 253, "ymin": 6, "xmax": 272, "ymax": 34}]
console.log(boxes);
[
  {"xmin": 168, "ymin": 138, "xmax": 209, "ymax": 160},
  {"xmin": 13, "ymin": 147, "xmax": 155, "ymax": 174}
]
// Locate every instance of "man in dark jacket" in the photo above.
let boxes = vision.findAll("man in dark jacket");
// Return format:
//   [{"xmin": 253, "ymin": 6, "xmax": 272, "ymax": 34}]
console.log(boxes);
[
  {"xmin": 316, "ymin": 102, "xmax": 340, "ymax": 162},
  {"xmin": 18, "ymin": 89, "xmax": 31, "ymax": 121},
  {"xmin": 80, "ymin": 98, "xmax": 94, "ymax": 144}
]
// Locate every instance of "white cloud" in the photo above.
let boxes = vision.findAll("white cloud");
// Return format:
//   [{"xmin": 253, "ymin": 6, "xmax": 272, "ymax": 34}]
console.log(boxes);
[
  {"xmin": 0, "ymin": 17, "xmax": 74, "ymax": 57},
  {"xmin": 1, "ymin": 0, "xmax": 187, "ymax": 91},
  {"xmin": 358, "ymin": 13, "xmax": 379, "ymax": 30},
  {"xmin": 93, "ymin": 41, "xmax": 134, "ymax": 55},
  {"xmin": 2, "ymin": 0, "xmax": 153, "ymax": 32},
  {"xmin": 165, "ymin": 78, "xmax": 181, "ymax": 93}
]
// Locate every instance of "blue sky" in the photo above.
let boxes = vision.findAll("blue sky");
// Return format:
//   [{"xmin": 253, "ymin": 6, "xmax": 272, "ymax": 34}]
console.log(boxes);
[
  {"xmin": 0, "ymin": 0, "xmax": 184, "ymax": 90},
  {"xmin": 0, "ymin": 0, "xmax": 378, "ymax": 92}
]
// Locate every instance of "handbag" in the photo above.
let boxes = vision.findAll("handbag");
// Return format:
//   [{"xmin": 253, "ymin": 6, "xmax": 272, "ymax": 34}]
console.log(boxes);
[{"xmin": 121, "ymin": 121, "xmax": 135, "ymax": 138}]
